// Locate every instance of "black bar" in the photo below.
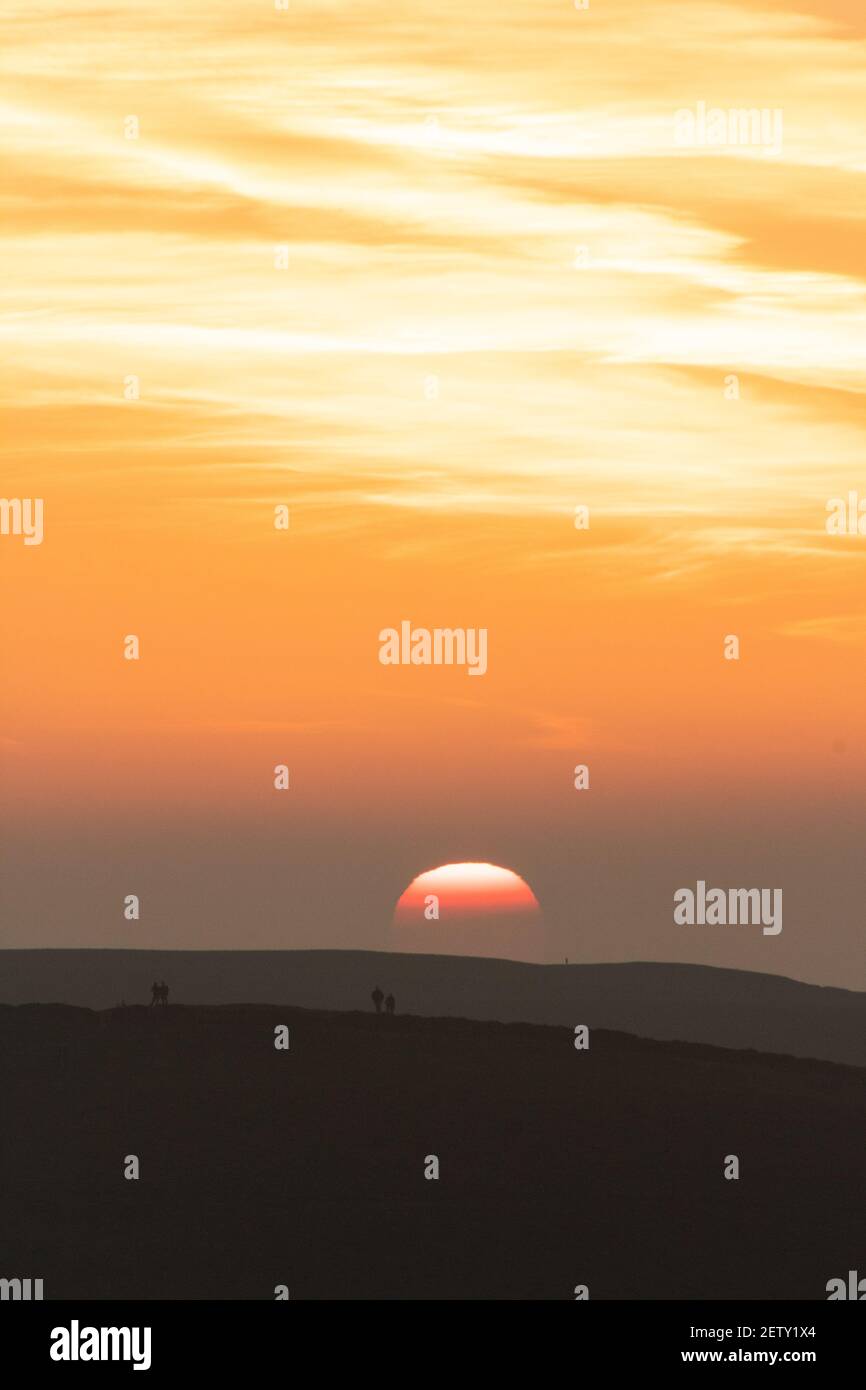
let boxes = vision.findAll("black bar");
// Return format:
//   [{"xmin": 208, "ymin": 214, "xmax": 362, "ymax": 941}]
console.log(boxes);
[{"xmin": 2, "ymin": 1299, "xmax": 861, "ymax": 1375}]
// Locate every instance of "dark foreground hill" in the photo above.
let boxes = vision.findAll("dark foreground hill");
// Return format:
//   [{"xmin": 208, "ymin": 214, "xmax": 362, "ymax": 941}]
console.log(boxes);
[
  {"xmin": 2, "ymin": 949, "xmax": 865, "ymax": 1067},
  {"xmin": 0, "ymin": 1002, "xmax": 863, "ymax": 1300}
]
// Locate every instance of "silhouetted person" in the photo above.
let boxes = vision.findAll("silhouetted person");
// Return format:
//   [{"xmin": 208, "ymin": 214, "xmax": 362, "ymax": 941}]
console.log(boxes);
[
  {"xmin": 385, "ymin": 993, "xmax": 395, "ymax": 1016},
  {"xmin": 371, "ymin": 986, "xmax": 384, "ymax": 1015},
  {"xmin": 150, "ymin": 981, "xmax": 160, "ymax": 1007},
  {"xmin": 160, "ymin": 980, "xmax": 169, "ymax": 1006}
]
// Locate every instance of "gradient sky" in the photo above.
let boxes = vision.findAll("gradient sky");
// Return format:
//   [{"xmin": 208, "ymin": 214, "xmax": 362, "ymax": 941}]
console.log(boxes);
[{"xmin": 1, "ymin": 0, "xmax": 864, "ymax": 986}]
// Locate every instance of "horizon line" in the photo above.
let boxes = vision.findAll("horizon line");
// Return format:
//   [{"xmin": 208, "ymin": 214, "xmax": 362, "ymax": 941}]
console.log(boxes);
[{"xmin": 0, "ymin": 946, "xmax": 861, "ymax": 994}]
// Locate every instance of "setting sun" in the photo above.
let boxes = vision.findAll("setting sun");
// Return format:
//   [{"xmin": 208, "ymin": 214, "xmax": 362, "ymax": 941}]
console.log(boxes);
[{"xmin": 393, "ymin": 863, "xmax": 542, "ymax": 960}]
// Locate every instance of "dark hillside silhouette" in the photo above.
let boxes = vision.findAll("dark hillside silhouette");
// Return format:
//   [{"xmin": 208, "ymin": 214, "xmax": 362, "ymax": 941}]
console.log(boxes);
[
  {"xmin": 2, "ymin": 950, "xmax": 865, "ymax": 1067},
  {"xmin": 0, "ymin": 1001, "xmax": 863, "ymax": 1299}
]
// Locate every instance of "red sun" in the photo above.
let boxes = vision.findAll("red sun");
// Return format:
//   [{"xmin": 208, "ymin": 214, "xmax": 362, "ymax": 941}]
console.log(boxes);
[{"xmin": 392, "ymin": 862, "xmax": 543, "ymax": 961}]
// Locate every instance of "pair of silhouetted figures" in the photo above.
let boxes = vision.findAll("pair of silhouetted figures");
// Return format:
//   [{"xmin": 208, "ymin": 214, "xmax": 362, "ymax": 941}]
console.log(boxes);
[
  {"xmin": 149, "ymin": 980, "xmax": 169, "ymax": 1006},
  {"xmin": 371, "ymin": 987, "xmax": 395, "ymax": 1016}
]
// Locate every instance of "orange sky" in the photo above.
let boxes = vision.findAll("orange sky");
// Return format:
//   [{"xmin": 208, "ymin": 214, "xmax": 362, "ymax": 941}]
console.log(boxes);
[{"xmin": 1, "ymin": 0, "xmax": 864, "ymax": 984}]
